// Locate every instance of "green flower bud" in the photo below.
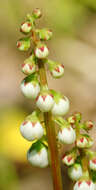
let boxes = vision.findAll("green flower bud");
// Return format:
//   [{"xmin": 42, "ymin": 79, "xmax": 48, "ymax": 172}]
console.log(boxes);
[
  {"xmin": 32, "ymin": 8, "xmax": 42, "ymax": 19},
  {"xmin": 36, "ymin": 28, "xmax": 53, "ymax": 41},
  {"xmin": 17, "ymin": 37, "xmax": 31, "ymax": 51},
  {"xmin": 74, "ymin": 112, "xmax": 82, "ymax": 123},
  {"xmin": 84, "ymin": 120, "xmax": 94, "ymax": 130}
]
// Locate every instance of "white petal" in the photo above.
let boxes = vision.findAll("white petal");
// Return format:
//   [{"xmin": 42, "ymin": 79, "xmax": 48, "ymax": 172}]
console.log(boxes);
[
  {"xmin": 20, "ymin": 82, "xmax": 40, "ymax": 99},
  {"xmin": 27, "ymin": 147, "xmax": 49, "ymax": 168},
  {"xmin": 36, "ymin": 95, "xmax": 54, "ymax": 112},
  {"xmin": 51, "ymin": 97, "xmax": 69, "ymax": 116},
  {"xmin": 58, "ymin": 127, "xmax": 76, "ymax": 144},
  {"xmin": 20, "ymin": 121, "xmax": 44, "ymax": 141},
  {"xmin": 68, "ymin": 164, "xmax": 83, "ymax": 181},
  {"xmin": 74, "ymin": 181, "xmax": 95, "ymax": 190}
]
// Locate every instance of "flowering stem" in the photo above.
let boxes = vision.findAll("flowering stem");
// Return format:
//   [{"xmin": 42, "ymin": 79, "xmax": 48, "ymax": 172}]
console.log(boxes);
[
  {"xmin": 80, "ymin": 150, "xmax": 88, "ymax": 173},
  {"xmin": 38, "ymin": 60, "xmax": 63, "ymax": 190}
]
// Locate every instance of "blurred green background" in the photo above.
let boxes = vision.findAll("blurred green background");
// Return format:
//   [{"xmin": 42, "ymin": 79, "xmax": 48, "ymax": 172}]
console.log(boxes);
[{"xmin": 0, "ymin": 0, "xmax": 96, "ymax": 189}]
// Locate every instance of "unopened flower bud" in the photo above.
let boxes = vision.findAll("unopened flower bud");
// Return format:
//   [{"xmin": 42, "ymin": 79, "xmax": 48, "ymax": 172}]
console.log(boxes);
[
  {"xmin": 74, "ymin": 112, "xmax": 82, "ymax": 123},
  {"xmin": 35, "ymin": 43, "xmax": 49, "ymax": 59},
  {"xmin": 17, "ymin": 37, "xmax": 31, "ymax": 51},
  {"xmin": 68, "ymin": 163, "xmax": 83, "ymax": 181},
  {"xmin": 36, "ymin": 88, "xmax": 54, "ymax": 112},
  {"xmin": 51, "ymin": 90, "xmax": 69, "ymax": 116},
  {"xmin": 62, "ymin": 151, "xmax": 77, "ymax": 166},
  {"xmin": 73, "ymin": 179, "xmax": 95, "ymax": 190},
  {"xmin": 20, "ymin": 74, "xmax": 40, "ymax": 99},
  {"xmin": 89, "ymin": 152, "xmax": 96, "ymax": 171},
  {"xmin": 76, "ymin": 135, "xmax": 89, "ymax": 148},
  {"xmin": 68, "ymin": 115, "xmax": 76, "ymax": 125},
  {"xmin": 58, "ymin": 125, "xmax": 76, "ymax": 144},
  {"xmin": 48, "ymin": 60, "xmax": 64, "ymax": 78},
  {"xmin": 20, "ymin": 21, "xmax": 32, "ymax": 34},
  {"xmin": 27, "ymin": 141, "xmax": 49, "ymax": 168},
  {"xmin": 21, "ymin": 54, "xmax": 36, "ymax": 75},
  {"xmin": 36, "ymin": 28, "xmax": 53, "ymax": 41},
  {"xmin": 84, "ymin": 121, "xmax": 94, "ymax": 130},
  {"xmin": 20, "ymin": 111, "xmax": 44, "ymax": 141},
  {"xmin": 32, "ymin": 8, "xmax": 42, "ymax": 19}
]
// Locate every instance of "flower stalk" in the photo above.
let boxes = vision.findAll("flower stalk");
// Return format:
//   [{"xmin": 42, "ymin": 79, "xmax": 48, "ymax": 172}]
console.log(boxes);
[{"xmin": 38, "ymin": 60, "xmax": 63, "ymax": 190}]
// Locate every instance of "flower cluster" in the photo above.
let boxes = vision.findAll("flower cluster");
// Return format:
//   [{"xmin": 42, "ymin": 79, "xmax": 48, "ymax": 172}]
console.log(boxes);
[
  {"xmin": 17, "ymin": 8, "xmax": 69, "ymax": 169},
  {"xmin": 58, "ymin": 113, "xmax": 96, "ymax": 190},
  {"xmin": 17, "ymin": 8, "xmax": 96, "ymax": 190}
]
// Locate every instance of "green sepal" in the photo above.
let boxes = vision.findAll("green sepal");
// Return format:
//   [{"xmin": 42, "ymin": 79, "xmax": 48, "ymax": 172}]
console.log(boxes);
[
  {"xmin": 74, "ymin": 112, "xmax": 82, "ymax": 123},
  {"xmin": 27, "ymin": 14, "xmax": 35, "ymax": 26},
  {"xmin": 28, "ymin": 140, "xmax": 47, "ymax": 154},
  {"xmin": 53, "ymin": 116, "xmax": 69, "ymax": 129},
  {"xmin": 36, "ymin": 28, "xmax": 52, "ymax": 41},
  {"xmin": 22, "ymin": 73, "xmax": 39, "ymax": 83},
  {"xmin": 24, "ymin": 53, "xmax": 36, "ymax": 65},
  {"xmin": 47, "ymin": 59, "xmax": 59, "ymax": 71},
  {"xmin": 50, "ymin": 90, "xmax": 63, "ymax": 103},
  {"xmin": 17, "ymin": 37, "xmax": 31, "ymax": 51},
  {"xmin": 90, "ymin": 170, "xmax": 96, "ymax": 182}
]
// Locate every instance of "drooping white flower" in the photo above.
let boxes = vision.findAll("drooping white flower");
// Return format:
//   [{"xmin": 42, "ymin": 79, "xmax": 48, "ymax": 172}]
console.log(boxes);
[
  {"xmin": 51, "ymin": 96, "xmax": 69, "ymax": 116},
  {"xmin": 68, "ymin": 164, "xmax": 83, "ymax": 181},
  {"xmin": 73, "ymin": 180, "xmax": 95, "ymax": 190},
  {"xmin": 35, "ymin": 43, "xmax": 49, "ymax": 59},
  {"xmin": 20, "ymin": 120, "xmax": 44, "ymax": 141},
  {"xmin": 20, "ymin": 22, "xmax": 32, "ymax": 33},
  {"xmin": 58, "ymin": 126, "xmax": 76, "ymax": 144},
  {"xmin": 36, "ymin": 90, "xmax": 54, "ymax": 112},
  {"xmin": 20, "ymin": 76, "xmax": 40, "ymax": 99},
  {"xmin": 27, "ymin": 141, "xmax": 49, "ymax": 168}
]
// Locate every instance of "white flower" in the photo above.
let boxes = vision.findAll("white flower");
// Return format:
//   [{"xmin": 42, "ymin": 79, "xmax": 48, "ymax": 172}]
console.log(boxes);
[
  {"xmin": 20, "ymin": 120, "xmax": 44, "ymax": 141},
  {"xmin": 76, "ymin": 136, "xmax": 88, "ymax": 148},
  {"xmin": 21, "ymin": 63, "xmax": 36, "ymax": 75},
  {"xmin": 51, "ymin": 96, "xmax": 69, "ymax": 116},
  {"xmin": 51, "ymin": 64, "xmax": 64, "ymax": 78},
  {"xmin": 27, "ymin": 143, "xmax": 49, "ymax": 168},
  {"xmin": 89, "ymin": 158, "xmax": 96, "ymax": 171},
  {"xmin": 68, "ymin": 164, "xmax": 83, "ymax": 181},
  {"xmin": 62, "ymin": 153, "xmax": 75, "ymax": 166},
  {"xmin": 74, "ymin": 180, "xmax": 95, "ymax": 190},
  {"xmin": 20, "ymin": 80, "xmax": 40, "ymax": 99},
  {"xmin": 58, "ymin": 126, "xmax": 76, "ymax": 144},
  {"xmin": 21, "ymin": 22, "xmax": 32, "ymax": 33},
  {"xmin": 36, "ymin": 93, "xmax": 54, "ymax": 112},
  {"xmin": 35, "ymin": 44, "xmax": 49, "ymax": 59}
]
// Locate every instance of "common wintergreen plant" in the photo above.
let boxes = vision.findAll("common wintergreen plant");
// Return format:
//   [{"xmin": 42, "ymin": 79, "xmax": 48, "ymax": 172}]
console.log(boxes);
[{"xmin": 17, "ymin": 8, "xmax": 96, "ymax": 190}]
